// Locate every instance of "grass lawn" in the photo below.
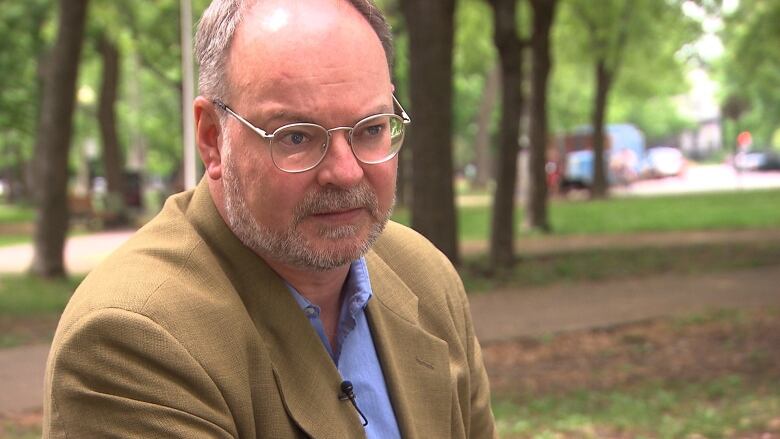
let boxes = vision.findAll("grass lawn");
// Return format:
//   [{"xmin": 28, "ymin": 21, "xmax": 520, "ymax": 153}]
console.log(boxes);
[
  {"xmin": 460, "ymin": 240, "xmax": 780, "ymax": 293},
  {"xmin": 493, "ymin": 376, "xmax": 780, "ymax": 438},
  {"xmin": 0, "ymin": 275, "xmax": 82, "ymax": 348},
  {"xmin": 487, "ymin": 308, "xmax": 780, "ymax": 438},
  {"xmin": 0, "ymin": 234, "xmax": 30, "ymax": 247},
  {"xmin": 392, "ymin": 188, "xmax": 780, "ymax": 240},
  {"xmin": 0, "ymin": 275, "xmax": 80, "ymax": 348},
  {"xmin": 0, "ymin": 203, "xmax": 34, "ymax": 247},
  {"xmin": 0, "ymin": 275, "xmax": 80, "ymax": 315},
  {"xmin": 0, "ymin": 204, "xmax": 34, "ymax": 224}
]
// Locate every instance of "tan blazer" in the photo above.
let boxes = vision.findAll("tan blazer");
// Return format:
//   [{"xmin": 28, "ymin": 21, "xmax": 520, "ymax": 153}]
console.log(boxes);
[{"xmin": 43, "ymin": 180, "xmax": 496, "ymax": 438}]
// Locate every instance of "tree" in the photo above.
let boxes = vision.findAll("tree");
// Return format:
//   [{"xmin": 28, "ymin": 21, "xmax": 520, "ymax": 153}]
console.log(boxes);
[
  {"xmin": 485, "ymin": 0, "xmax": 526, "ymax": 270},
  {"xmin": 96, "ymin": 31, "xmax": 127, "ymax": 223},
  {"xmin": 472, "ymin": 65, "xmax": 499, "ymax": 189},
  {"xmin": 0, "ymin": 1, "xmax": 52, "ymax": 202},
  {"xmin": 30, "ymin": 0, "xmax": 90, "ymax": 277},
  {"xmin": 399, "ymin": 0, "xmax": 460, "ymax": 265},
  {"xmin": 564, "ymin": 0, "xmax": 696, "ymax": 198},
  {"xmin": 525, "ymin": 0, "xmax": 557, "ymax": 232},
  {"xmin": 719, "ymin": 0, "xmax": 780, "ymax": 147},
  {"xmin": 568, "ymin": 0, "xmax": 633, "ymax": 198}
]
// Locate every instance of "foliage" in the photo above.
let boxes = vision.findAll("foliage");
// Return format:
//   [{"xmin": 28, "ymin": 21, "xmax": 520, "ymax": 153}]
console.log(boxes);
[
  {"xmin": 549, "ymin": 0, "xmax": 698, "ymax": 140},
  {"xmin": 0, "ymin": 1, "xmax": 52, "ymax": 172},
  {"xmin": 452, "ymin": 0, "xmax": 497, "ymax": 169},
  {"xmin": 718, "ymin": 0, "xmax": 780, "ymax": 147}
]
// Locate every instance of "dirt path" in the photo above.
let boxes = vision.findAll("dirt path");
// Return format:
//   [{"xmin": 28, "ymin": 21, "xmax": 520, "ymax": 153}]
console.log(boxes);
[
  {"xmin": 469, "ymin": 264, "xmax": 780, "ymax": 343},
  {"xmin": 1, "ymin": 228, "xmax": 779, "ymax": 417}
]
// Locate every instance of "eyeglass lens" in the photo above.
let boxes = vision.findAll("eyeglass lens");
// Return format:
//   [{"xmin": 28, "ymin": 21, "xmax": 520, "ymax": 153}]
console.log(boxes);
[{"xmin": 271, "ymin": 114, "xmax": 405, "ymax": 172}]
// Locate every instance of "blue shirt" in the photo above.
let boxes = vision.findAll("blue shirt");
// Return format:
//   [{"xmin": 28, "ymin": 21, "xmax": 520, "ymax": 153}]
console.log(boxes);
[{"xmin": 286, "ymin": 258, "xmax": 401, "ymax": 438}]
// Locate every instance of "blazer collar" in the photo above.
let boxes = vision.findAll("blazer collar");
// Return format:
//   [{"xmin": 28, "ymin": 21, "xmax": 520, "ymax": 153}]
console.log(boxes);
[
  {"xmin": 184, "ymin": 179, "xmax": 452, "ymax": 438},
  {"xmin": 364, "ymin": 251, "xmax": 452, "ymax": 439},
  {"xmin": 185, "ymin": 179, "xmax": 366, "ymax": 438}
]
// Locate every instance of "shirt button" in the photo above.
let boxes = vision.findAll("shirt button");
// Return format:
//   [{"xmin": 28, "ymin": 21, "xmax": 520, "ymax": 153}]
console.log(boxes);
[{"xmin": 304, "ymin": 307, "xmax": 318, "ymax": 318}]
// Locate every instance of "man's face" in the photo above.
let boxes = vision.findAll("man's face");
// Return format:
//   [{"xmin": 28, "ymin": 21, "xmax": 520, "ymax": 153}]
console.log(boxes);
[{"xmin": 219, "ymin": 0, "xmax": 397, "ymax": 271}]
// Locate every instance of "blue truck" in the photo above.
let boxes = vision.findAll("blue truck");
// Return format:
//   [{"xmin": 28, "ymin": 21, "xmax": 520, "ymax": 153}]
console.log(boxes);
[{"xmin": 558, "ymin": 124, "xmax": 646, "ymax": 190}]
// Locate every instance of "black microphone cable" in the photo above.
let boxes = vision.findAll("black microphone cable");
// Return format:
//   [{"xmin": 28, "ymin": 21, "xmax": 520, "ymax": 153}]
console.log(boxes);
[{"xmin": 339, "ymin": 380, "xmax": 368, "ymax": 426}]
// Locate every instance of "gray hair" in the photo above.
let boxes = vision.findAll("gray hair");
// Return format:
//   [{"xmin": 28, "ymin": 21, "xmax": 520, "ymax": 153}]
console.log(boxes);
[{"xmin": 194, "ymin": 0, "xmax": 394, "ymax": 101}]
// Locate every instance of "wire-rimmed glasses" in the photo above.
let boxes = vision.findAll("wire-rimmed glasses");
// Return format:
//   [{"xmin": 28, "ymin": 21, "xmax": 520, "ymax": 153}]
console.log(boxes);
[{"xmin": 213, "ymin": 96, "xmax": 411, "ymax": 173}]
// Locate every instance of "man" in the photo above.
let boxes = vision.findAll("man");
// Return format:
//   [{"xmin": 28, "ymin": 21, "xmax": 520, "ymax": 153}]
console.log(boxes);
[{"xmin": 43, "ymin": 0, "xmax": 496, "ymax": 437}]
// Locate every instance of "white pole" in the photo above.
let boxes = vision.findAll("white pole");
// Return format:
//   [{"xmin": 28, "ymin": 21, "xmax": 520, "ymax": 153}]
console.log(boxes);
[{"xmin": 181, "ymin": 0, "xmax": 197, "ymax": 190}]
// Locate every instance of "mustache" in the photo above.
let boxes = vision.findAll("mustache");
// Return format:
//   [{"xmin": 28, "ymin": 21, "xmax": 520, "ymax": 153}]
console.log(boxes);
[{"xmin": 293, "ymin": 183, "xmax": 380, "ymax": 221}]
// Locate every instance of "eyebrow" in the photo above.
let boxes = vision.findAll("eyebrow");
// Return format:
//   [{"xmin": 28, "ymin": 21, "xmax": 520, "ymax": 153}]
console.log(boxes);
[{"xmin": 255, "ymin": 103, "xmax": 395, "ymax": 129}]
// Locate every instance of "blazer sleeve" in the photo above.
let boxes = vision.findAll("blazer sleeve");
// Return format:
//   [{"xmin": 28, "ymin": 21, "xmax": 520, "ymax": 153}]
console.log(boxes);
[
  {"xmin": 459, "ymin": 285, "xmax": 498, "ymax": 439},
  {"xmin": 44, "ymin": 308, "xmax": 236, "ymax": 439}
]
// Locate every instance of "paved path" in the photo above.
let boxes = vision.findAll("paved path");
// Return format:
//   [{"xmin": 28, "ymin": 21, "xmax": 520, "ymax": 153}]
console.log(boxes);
[
  {"xmin": 0, "ymin": 230, "xmax": 135, "ymax": 274},
  {"xmin": 3, "ymin": 263, "xmax": 780, "ymax": 416},
  {"xmin": 470, "ymin": 264, "xmax": 780, "ymax": 342},
  {"xmin": 3, "ymin": 228, "xmax": 780, "ymax": 274},
  {"xmin": 1, "ymin": 229, "xmax": 780, "ymax": 416},
  {"xmin": 0, "ymin": 344, "xmax": 49, "ymax": 417}
]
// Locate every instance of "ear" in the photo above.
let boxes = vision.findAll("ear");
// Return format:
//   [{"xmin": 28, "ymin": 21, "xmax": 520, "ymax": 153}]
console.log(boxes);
[{"xmin": 194, "ymin": 96, "xmax": 224, "ymax": 180}]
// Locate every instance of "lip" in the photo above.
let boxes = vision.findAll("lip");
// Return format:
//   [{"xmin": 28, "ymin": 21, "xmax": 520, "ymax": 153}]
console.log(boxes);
[{"xmin": 310, "ymin": 208, "xmax": 364, "ymax": 223}]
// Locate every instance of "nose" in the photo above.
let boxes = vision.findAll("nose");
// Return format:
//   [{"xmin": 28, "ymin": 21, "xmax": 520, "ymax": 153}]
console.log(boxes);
[{"xmin": 315, "ymin": 128, "xmax": 364, "ymax": 188}]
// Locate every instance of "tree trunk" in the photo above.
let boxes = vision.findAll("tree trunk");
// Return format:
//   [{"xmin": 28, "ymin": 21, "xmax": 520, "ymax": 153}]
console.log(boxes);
[
  {"xmin": 487, "ymin": 0, "xmax": 524, "ymax": 270},
  {"xmin": 473, "ymin": 66, "xmax": 501, "ymax": 189},
  {"xmin": 473, "ymin": 65, "xmax": 499, "ymax": 190},
  {"xmin": 97, "ymin": 33, "xmax": 127, "ymax": 225},
  {"xmin": 30, "ymin": 0, "xmax": 90, "ymax": 278},
  {"xmin": 525, "ymin": 0, "xmax": 557, "ymax": 232},
  {"xmin": 399, "ymin": 0, "xmax": 459, "ymax": 265},
  {"xmin": 391, "ymin": 71, "xmax": 410, "ymax": 208},
  {"xmin": 591, "ymin": 58, "xmax": 612, "ymax": 199}
]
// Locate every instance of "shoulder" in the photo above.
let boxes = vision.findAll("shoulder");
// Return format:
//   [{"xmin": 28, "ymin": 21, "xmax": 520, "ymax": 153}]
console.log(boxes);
[
  {"xmin": 54, "ymin": 190, "xmax": 253, "ymax": 358},
  {"xmin": 372, "ymin": 221, "xmax": 453, "ymax": 271},
  {"xmin": 371, "ymin": 221, "xmax": 461, "ymax": 288},
  {"xmin": 369, "ymin": 221, "xmax": 469, "ymax": 327}
]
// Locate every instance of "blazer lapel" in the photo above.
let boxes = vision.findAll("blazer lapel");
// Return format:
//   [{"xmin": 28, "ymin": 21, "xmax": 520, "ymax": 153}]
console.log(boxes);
[
  {"xmin": 365, "ymin": 252, "xmax": 452, "ymax": 439},
  {"xmin": 233, "ymin": 265, "xmax": 370, "ymax": 439},
  {"xmin": 186, "ymin": 182, "xmax": 366, "ymax": 438}
]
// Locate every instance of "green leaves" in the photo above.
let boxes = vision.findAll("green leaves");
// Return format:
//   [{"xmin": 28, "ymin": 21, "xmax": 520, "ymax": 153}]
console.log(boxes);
[{"xmin": 719, "ymin": 0, "xmax": 780, "ymax": 146}]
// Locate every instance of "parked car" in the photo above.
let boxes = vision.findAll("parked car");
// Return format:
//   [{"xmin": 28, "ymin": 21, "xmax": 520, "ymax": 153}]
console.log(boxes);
[
  {"xmin": 640, "ymin": 146, "xmax": 687, "ymax": 178},
  {"xmin": 560, "ymin": 148, "xmax": 639, "ymax": 190},
  {"xmin": 734, "ymin": 150, "xmax": 780, "ymax": 171}
]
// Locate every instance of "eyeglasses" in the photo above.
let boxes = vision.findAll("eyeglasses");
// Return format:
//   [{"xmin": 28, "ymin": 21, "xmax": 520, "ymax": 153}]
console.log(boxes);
[{"xmin": 213, "ymin": 96, "xmax": 411, "ymax": 173}]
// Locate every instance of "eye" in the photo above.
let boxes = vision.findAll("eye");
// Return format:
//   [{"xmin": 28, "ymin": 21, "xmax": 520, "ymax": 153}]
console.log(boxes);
[
  {"xmin": 356, "ymin": 117, "xmax": 390, "ymax": 139},
  {"xmin": 283, "ymin": 131, "xmax": 309, "ymax": 145},
  {"xmin": 365, "ymin": 124, "xmax": 384, "ymax": 136},
  {"xmin": 273, "ymin": 124, "xmax": 326, "ymax": 149}
]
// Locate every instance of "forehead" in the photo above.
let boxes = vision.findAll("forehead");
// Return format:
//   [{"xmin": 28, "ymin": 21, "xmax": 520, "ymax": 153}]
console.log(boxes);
[{"xmin": 226, "ymin": 0, "xmax": 390, "ymax": 99}]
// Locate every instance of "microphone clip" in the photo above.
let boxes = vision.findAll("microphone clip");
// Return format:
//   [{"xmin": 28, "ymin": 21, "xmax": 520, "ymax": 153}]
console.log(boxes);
[{"xmin": 339, "ymin": 380, "xmax": 368, "ymax": 427}]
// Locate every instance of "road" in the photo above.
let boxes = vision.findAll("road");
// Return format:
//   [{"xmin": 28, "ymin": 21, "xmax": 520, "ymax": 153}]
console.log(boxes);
[
  {"xmin": 613, "ymin": 163, "xmax": 780, "ymax": 196},
  {"xmin": 0, "ymin": 230, "xmax": 133, "ymax": 274}
]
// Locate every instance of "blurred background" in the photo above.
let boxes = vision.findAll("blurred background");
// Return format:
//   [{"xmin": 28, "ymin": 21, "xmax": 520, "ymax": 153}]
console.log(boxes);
[{"xmin": 1, "ymin": 0, "xmax": 779, "ymax": 437}]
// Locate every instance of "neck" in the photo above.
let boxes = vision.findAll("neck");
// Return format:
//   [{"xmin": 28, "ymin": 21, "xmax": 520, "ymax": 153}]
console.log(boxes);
[
  {"xmin": 266, "ymin": 259, "xmax": 351, "ymax": 307},
  {"xmin": 266, "ymin": 259, "xmax": 351, "ymax": 349}
]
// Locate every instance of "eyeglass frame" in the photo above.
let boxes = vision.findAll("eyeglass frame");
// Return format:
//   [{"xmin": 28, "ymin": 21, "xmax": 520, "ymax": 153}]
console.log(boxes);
[{"xmin": 213, "ymin": 95, "xmax": 411, "ymax": 173}]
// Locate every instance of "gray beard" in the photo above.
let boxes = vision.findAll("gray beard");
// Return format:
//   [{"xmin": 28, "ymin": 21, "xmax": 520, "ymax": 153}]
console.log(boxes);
[{"xmin": 221, "ymin": 144, "xmax": 392, "ymax": 271}]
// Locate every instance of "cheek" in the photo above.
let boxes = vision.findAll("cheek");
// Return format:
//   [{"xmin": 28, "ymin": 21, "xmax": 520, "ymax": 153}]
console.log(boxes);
[
  {"xmin": 244, "ymin": 169, "xmax": 311, "ymax": 224},
  {"xmin": 367, "ymin": 163, "xmax": 398, "ymax": 206}
]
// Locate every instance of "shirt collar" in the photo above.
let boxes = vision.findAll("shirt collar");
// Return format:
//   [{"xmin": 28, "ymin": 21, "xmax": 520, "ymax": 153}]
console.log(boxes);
[{"xmin": 286, "ymin": 257, "xmax": 373, "ymax": 316}]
